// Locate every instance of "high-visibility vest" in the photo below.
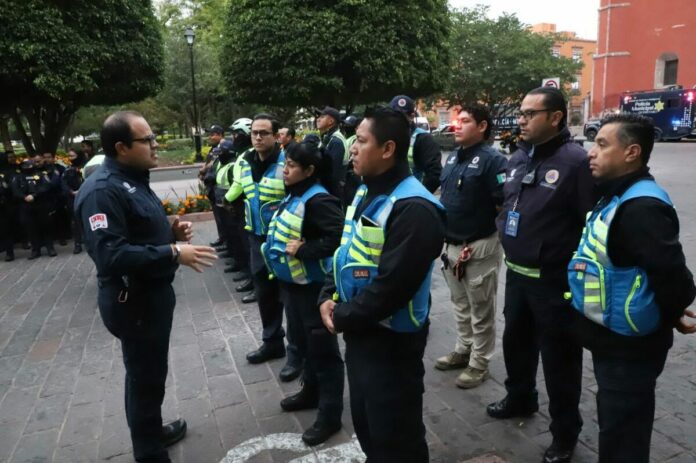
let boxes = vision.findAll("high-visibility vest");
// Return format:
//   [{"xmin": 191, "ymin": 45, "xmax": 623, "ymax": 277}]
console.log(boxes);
[
  {"xmin": 320, "ymin": 129, "xmax": 349, "ymax": 165},
  {"xmin": 408, "ymin": 128, "xmax": 428, "ymax": 181},
  {"xmin": 261, "ymin": 183, "xmax": 331, "ymax": 284},
  {"xmin": 566, "ymin": 179, "xmax": 672, "ymax": 336},
  {"xmin": 238, "ymin": 150, "xmax": 286, "ymax": 236},
  {"xmin": 332, "ymin": 175, "xmax": 444, "ymax": 332}
]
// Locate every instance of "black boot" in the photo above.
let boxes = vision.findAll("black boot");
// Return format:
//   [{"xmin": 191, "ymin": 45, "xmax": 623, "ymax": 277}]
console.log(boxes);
[
  {"xmin": 301, "ymin": 420, "xmax": 342, "ymax": 446},
  {"xmin": 73, "ymin": 243, "xmax": 82, "ymax": 254},
  {"xmin": 5, "ymin": 249, "xmax": 14, "ymax": 262},
  {"xmin": 210, "ymin": 238, "xmax": 224, "ymax": 247},
  {"xmin": 161, "ymin": 418, "xmax": 187, "ymax": 448},
  {"xmin": 280, "ymin": 385, "xmax": 319, "ymax": 412},
  {"xmin": 28, "ymin": 249, "xmax": 41, "ymax": 260},
  {"xmin": 47, "ymin": 246, "xmax": 57, "ymax": 257},
  {"xmin": 235, "ymin": 279, "xmax": 254, "ymax": 293},
  {"xmin": 486, "ymin": 395, "xmax": 539, "ymax": 419}
]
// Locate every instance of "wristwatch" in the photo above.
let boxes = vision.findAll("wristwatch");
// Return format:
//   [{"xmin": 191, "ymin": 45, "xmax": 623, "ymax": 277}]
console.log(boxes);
[{"xmin": 173, "ymin": 244, "xmax": 181, "ymax": 262}]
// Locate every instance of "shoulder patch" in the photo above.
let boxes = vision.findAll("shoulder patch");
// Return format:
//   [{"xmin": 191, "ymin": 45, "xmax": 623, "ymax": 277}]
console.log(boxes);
[{"xmin": 89, "ymin": 213, "xmax": 108, "ymax": 231}]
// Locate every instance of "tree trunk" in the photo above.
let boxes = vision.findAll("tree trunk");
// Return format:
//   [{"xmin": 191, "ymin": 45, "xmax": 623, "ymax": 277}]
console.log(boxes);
[
  {"xmin": 11, "ymin": 110, "xmax": 35, "ymax": 155},
  {"xmin": 0, "ymin": 117, "xmax": 13, "ymax": 152}
]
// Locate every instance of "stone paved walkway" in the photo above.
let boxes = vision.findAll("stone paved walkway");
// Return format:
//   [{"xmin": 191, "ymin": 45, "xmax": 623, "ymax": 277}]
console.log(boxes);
[{"xmin": 0, "ymin": 221, "xmax": 694, "ymax": 463}]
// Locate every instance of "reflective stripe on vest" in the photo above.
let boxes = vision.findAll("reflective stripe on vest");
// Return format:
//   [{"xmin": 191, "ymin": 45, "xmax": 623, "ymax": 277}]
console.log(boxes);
[
  {"xmin": 333, "ymin": 175, "xmax": 444, "ymax": 332},
  {"xmin": 262, "ymin": 184, "xmax": 330, "ymax": 284},
  {"xmin": 408, "ymin": 127, "xmax": 428, "ymax": 180},
  {"xmin": 215, "ymin": 162, "xmax": 234, "ymax": 189},
  {"xmin": 239, "ymin": 150, "xmax": 286, "ymax": 235},
  {"xmin": 505, "ymin": 259, "xmax": 541, "ymax": 279},
  {"xmin": 567, "ymin": 179, "xmax": 673, "ymax": 336},
  {"xmin": 320, "ymin": 130, "xmax": 349, "ymax": 164}
]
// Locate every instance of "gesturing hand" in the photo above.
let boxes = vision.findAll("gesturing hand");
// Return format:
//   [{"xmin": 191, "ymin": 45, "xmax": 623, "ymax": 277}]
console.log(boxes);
[
  {"xmin": 285, "ymin": 239, "xmax": 304, "ymax": 257},
  {"xmin": 171, "ymin": 216, "xmax": 194, "ymax": 242},
  {"xmin": 178, "ymin": 245, "xmax": 217, "ymax": 272},
  {"xmin": 320, "ymin": 300, "xmax": 337, "ymax": 334}
]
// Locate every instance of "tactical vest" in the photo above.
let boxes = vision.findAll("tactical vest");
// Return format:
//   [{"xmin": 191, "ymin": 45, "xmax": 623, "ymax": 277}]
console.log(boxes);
[
  {"xmin": 333, "ymin": 176, "xmax": 444, "ymax": 332},
  {"xmin": 567, "ymin": 180, "xmax": 672, "ymax": 336},
  {"xmin": 213, "ymin": 161, "xmax": 234, "ymax": 205},
  {"xmin": 239, "ymin": 150, "xmax": 286, "ymax": 236},
  {"xmin": 261, "ymin": 183, "xmax": 331, "ymax": 284},
  {"xmin": 408, "ymin": 128, "xmax": 428, "ymax": 181},
  {"xmin": 320, "ymin": 130, "xmax": 349, "ymax": 165}
]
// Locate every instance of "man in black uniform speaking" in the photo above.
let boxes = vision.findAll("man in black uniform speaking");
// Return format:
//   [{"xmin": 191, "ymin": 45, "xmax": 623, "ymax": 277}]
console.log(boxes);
[
  {"xmin": 75, "ymin": 111, "xmax": 217, "ymax": 463},
  {"xmin": 489, "ymin": 88, "xmax": 595, "ymax": 463},
  {"xmin": 319, "ymin": 107, "xmax": 445, "ymax": 462}
]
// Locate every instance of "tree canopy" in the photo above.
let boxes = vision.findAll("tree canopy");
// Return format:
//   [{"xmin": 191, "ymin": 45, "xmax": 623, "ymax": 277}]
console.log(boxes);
[
  {"xmin": 441, "ymin": 6, "xmax": 583, "ymax": 108},
  {"xmin": 0, "ymin": 0, "xmax": 164, "ymax": 153},
  {"xmin": 220, "ymin": 0, "xmax": 452, "ymax": 109}
]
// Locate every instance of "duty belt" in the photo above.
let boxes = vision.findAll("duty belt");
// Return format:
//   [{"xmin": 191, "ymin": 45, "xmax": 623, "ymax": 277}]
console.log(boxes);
[{"xmin": 505, "ymin": 259, "xmax": 541, "ymax": 279}]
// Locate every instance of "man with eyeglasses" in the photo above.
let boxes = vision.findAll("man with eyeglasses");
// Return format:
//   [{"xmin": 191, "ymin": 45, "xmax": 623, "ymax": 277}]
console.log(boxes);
[
  {"xmin": 488, "ymin": 88, "xmax": 595, "ymax": 463},
  {"xmin": 234, "ymin": 114, "xmax": 302, "ymax": 380},
  {"xmin": 75, "ymin": 111, "xmax": 218, "ymax": 463}
]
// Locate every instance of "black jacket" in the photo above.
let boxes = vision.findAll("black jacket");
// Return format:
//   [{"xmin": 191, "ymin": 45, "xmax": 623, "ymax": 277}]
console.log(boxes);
[
  {"xmin": 412, "ymin": 131, "xmax": 443, "ymax": 193},
  {"xmin": 574, "ymin": 168, "xmax": 696, "ymax": 357},
  {"xmin": 321, "ymin": 126, "xmax": 346, "ymax": 198},
  {"xmin": 318, "ymin": 161, "xmax": 446, "ymax": 334},
  {"xmin": 287, "ymin": 177, "xmax": 343, "ymax": 262},
  {"xmin": 497, "ymin": 128, "xmax": 596, "ymax": 272}
]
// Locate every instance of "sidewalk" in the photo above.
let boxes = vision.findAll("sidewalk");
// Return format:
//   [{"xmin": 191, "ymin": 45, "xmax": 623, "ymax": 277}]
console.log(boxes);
[{"xmin": 0, "ymin": 221, "xmax": 694, "ymax": 462}]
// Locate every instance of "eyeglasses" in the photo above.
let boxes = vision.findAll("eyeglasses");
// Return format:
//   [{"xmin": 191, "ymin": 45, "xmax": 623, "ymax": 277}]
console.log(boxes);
[
  {"xmin": 515, "ymin": 109, "xmax": 553, "ymax": 120},
  {"xmin": 251, "ymin": 130, "xmax": 274, "ymax": 138},
  {"xmin": 132, "ymin": 134, "xmax": 157, "ymax": 146}
]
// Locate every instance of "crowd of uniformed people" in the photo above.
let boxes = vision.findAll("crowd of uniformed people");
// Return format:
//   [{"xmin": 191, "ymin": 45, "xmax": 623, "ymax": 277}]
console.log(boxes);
[
  {"xmin": 0, "ymin": 141, "xmax": 97, "ymax": 261},
  {"xmin": 5, "ymin": 87, "xmax": 695, "ymax": 463}
]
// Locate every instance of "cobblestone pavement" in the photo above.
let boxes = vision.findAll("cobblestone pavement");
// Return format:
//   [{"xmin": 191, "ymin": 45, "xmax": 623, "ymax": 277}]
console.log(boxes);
[{"xmin": 1, "ymin": 143, "xmax": 695, "ymax": 463}]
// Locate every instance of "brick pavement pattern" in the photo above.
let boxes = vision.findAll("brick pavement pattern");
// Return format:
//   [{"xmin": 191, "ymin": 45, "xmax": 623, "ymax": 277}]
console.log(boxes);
[{"xmin": 0, "ymin": 222, "xmax": 694, "ymax": 462}]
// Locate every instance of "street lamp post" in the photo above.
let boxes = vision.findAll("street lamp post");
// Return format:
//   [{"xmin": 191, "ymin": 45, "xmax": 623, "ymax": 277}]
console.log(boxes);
[{"xmin": 184, "ymin": 27, "xmax": 203, "ymax": 162}]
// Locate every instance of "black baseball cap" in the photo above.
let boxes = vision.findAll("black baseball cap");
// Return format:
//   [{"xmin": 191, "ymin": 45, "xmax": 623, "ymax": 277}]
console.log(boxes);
[
  {"xmin": 389, "ymin": 95, "xmax": 416, "ymax": 114},
  {"xmin": 205, "ymin": 125, "xmax": 224, "ymax": 135},
  {"xmin": 315, "ymin": 106, "xmax": 341, "ymax": 123}
]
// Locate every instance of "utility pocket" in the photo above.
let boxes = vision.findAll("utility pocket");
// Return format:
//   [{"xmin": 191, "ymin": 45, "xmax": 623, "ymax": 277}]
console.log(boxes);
[
  {"xmin": 612, "ymin": 270, "xmax": 661, "ymax": 336},
  {"xmin": 338, "ymin": 262, "xmax": 379, "ymax": 302},
  {"xmin": 259, "ymin": 200, "xmax": 281, "ymax": 235},
  {"xmin": 567, "ymin": 256, "xmax": 606, "ymax": 327}
]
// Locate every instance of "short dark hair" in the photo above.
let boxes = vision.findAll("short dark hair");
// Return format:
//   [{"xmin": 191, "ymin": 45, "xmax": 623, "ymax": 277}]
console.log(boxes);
[
  {"xmin": 252, "ymin": 113, "xmax": 280, "ymax": 134},
  {"xmin": 101, "ymin": 111, "xmax": 143, "ymax": 158},
  {"xmin": 81, "ymin": 140, "xmax": 94, "ymax": 149},
  {"xmin": 282, "ymin": 126, "xmax": 296, "ymax": 139},
  {"xmin": 363, "ymin": 106, "xmax": 410, "ymax": 161},
  {"xmin": 600, "ymin": 113, "xmax": 655, "ymax": 165},
  {"xmin": 527, "ymin": 87, "xmax": 568, "ymax": 129},
  {"xmin": 459, "ymin": 104, "xmax": 493, "ymax": 140}
]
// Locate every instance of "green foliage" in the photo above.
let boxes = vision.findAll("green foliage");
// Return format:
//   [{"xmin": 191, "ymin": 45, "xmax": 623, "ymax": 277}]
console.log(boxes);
[
  {"xmin": 442, "ymin": 6, "xmax": 583, "ymax": 107},
  {"xmin": 0, "ymin": 0, "xmax": 164, "ymax": 153},
  {"xmin": 220, "ymin": 0, "xmax": 451, "ymax": 108}
]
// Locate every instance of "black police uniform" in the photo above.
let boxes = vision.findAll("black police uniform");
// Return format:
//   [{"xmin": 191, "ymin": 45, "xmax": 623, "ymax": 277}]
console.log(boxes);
[
  {"xmin": 573, "ymin": 168, "xmax": 696, "ymax": 463},
  {"xmin": 440, "ymin": 142, "xmax": 507, "ymax": 244},
  {"xmin": 319, "ymin": 161, "xmax": 445, "ymax": 462},
  {"xmin": 61, "ymin": 163, "xmax": 84, "ymax": 250},
  {"xmin": 75, "ymin": 157, "xmax": 178, "ymax": 463},
  {"xmin": 494, "ymin": 128, "xmax": 595, "ymax": 447},
  {"xmin": 321, "ymin": 127, "xmax": 346, "ymax": 200},
  {"xmin": 12, "ymin": 162, "xmax": 58, "ymax": 256},
  {"xmin": 0, "ymin": 153, "xmax": 15, "ymax": 260},
  {"xmin": 411, "ymin": 129, "xmax": 443, "ymax": 193},
  {"xmin": 278, "ymin": 176, "xmax": 345, "ymax": 428},
  {"xmin": 223, "ymin": 141, "xmax": 252, "ymax": 276},
  {"xmin": 203, "ymin": 142, "xmax": 225, "ymax": 243}
]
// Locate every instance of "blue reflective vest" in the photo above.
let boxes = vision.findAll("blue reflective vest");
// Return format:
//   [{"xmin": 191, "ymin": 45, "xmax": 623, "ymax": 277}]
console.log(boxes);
[
  {"xmin": 238, "ymin": 150, "xmax": 286, "ymax": 236},
  {"xmin": 333, "ymin": 175, "xmax": 444, "ymax": 332},
  {"xmin": 261, "ymin": 184, "xmax": 331, "ymax": 284},
  {"xmin": 408, "ymin": 128, "xmax": 428, "ymax": 181},
  {"xmin": 567, "ymin": 179, "xmax": 673, "ymax": 336}
]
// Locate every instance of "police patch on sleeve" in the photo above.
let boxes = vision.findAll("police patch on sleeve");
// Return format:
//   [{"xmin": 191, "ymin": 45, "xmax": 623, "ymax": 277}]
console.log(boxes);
[{"xmin": 89, "ymin": 213, "xmax": 108, "ymax": 231}]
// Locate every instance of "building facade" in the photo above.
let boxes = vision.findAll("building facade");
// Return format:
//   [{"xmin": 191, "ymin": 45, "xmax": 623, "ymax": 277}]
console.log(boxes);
[
  {"xmin": 531, "ymin": 23, "xmax": 597, "ymax": 124},
  {"xmin": 592, "ymin": 0, "xmax": 696, "ymax": 116}
]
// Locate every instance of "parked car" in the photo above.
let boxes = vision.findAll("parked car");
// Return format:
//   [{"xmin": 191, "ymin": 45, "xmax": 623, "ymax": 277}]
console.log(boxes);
[
  {"xmin": 584, "ymin": 119, "xmax": 601, "ymax": 141},
  {"xmin": 432, "ymin": 124, "xmax": 457, "ymax": 151}
]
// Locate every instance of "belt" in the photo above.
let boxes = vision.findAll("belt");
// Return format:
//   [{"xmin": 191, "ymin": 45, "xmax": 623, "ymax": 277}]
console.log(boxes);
[{"xmin": 505, "ymin": 259, "xmax": 541, "ymax": 279}]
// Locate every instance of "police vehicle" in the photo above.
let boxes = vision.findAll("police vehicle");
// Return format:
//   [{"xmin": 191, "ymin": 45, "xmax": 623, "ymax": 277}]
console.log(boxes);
[{"xmin": 619, "ymin": 86, "xmax": 695, "ymax": 141}]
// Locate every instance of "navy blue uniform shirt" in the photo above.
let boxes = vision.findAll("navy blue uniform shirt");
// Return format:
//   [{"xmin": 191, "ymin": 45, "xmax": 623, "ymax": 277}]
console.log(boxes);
[
  {"xmin": 496, "ymin": 129, "xmax": 595, "ymax": 271},
  {"xmin": 74, "ymin": 157, "xmax": 177, "ymax": 283},
  {"xmin": 440, "ymin": 142, "xmax": 507, "ymax": 244}
]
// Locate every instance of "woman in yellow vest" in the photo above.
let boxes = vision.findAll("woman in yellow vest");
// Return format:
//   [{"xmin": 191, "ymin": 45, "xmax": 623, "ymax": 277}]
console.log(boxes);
[{"xmin": 262, "ymin": 140, "xmax": 345, "ymax": 446}]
